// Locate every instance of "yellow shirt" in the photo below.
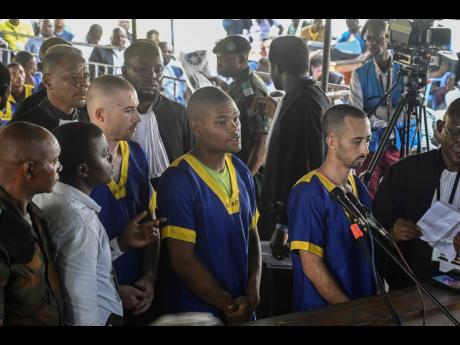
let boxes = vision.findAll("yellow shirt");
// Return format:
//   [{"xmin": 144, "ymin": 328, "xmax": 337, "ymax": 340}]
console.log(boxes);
[
  {"xmin": 300, "ymin": 25, "xmax": 325, "ymax": 42},
  {"xmin": 0, "ymin": 20, "xmax": 34, "ymax": 51},
  {"xmin": 0, "ymin": 84, "xmax": 34, "ymax": 124}
]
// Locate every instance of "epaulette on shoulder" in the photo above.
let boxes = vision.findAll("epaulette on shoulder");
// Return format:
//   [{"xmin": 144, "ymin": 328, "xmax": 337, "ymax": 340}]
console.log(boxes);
[{"xmin": 241, "ymin": 79, "xmax": 254, "ymax": 97}]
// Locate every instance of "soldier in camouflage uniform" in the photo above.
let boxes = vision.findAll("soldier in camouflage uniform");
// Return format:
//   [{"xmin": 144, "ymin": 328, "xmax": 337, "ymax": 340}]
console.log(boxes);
[
  {"xmin": 213, "ymin": 35, "xmax": 270, "ymax": 201},
  {"xmin": 0, "ymin": 122, "xmax": 63, "ymax": 326}
]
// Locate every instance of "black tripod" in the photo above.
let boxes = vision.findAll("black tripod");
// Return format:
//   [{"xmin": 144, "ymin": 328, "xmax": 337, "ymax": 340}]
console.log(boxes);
[{"xmin": 361, "ymin": 71, "xmax": 431, "ymax": 187}]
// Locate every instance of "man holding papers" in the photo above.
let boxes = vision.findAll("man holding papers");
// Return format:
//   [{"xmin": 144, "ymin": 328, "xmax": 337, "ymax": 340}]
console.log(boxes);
[{"xmin": 374, "ymin": 98, "xmax": 460, "ymax": 290}]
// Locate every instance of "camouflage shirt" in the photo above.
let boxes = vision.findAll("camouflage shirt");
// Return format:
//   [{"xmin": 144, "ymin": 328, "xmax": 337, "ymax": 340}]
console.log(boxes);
[
  {"xmin": 0, "ymin": 187, "xmax": 63, "ymax": 326},
  {"xmin": 227, "ymin": 67, "xmax": 270, "ymax": 164}
]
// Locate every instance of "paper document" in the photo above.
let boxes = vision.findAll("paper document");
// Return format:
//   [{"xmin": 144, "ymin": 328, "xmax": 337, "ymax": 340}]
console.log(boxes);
[{"xmin": 417, "ymin": 201, "xmax": 460, "ymax": 262}]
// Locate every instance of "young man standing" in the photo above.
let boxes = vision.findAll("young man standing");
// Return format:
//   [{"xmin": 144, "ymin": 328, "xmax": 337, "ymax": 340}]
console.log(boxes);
[
  {"xmin": 288, "ymin": 104, "xmax": 376, "ymax": 312},
  {"xmin": 87, "ymin": 75, "xmax": 158, "ymax": 325},
  {"xmin": 156, "ymin": 86, "xmax": 261, "ymax": 324}
]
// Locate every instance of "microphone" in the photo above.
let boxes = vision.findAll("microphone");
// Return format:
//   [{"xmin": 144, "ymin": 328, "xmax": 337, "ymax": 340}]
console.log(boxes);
[
  {"xmin": 330, "ymin": 187, "xmax": 368, "ymax": 228},
  {"xmin": 345, "ymin": 192, "xmax": 394, "ymax": 241}
]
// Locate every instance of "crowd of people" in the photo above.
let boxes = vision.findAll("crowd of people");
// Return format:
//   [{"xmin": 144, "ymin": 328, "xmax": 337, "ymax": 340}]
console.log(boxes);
[{"xmin": 1, "ymin": 18, "xmax": 460, "ymax": 326}]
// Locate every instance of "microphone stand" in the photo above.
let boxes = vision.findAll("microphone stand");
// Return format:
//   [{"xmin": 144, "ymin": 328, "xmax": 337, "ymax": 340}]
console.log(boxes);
[
  {"xmin": 348, "ymin": 219, "xmax": 403, "ymax": 326},
  {"xmin": 332, "ymin": 188, "xmax": 460, "ymax": 325}
]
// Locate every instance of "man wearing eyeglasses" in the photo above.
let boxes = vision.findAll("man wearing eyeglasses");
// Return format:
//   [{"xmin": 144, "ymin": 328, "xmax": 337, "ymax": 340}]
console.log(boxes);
[
  {"xmin": 373, "ymin": 98, "xmax": 460, "ymax": 290},
  {"xmin": 122, "ymin": 40, "xmax": 194, "ymax": 188}
]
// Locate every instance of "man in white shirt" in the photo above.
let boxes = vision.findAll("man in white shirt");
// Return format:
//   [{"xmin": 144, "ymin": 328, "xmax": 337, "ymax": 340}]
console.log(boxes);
[{"xmin": 36, "ymin": 122, "xmax": 160, "ymax": 326}]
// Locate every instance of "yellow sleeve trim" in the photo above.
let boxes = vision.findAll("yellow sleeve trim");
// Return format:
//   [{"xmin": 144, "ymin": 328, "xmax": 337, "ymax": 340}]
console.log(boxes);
[
  {"xmin": 161, "ymin": 226, "xmax": 196, "ymax": 244},
  {"xmin": 148, "ymin": 190, "xmax": 157, "ymax": 215},
  {"xmin": 250, "ymin": 208, "xmax": 260, "ymax": 230},
  {"xmin": 290, "ymin": 241, "xmax": 324, "ymax": 257}
]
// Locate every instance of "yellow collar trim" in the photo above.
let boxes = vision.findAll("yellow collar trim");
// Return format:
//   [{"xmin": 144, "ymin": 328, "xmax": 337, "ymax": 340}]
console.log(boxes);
[
  {"xmin": 183, "ymin": 153, "xmax": 240, "ymax": 215},
  {"xmin": 107, "ymin": 141, "xmax": 129, "ymax": 200},
  {"xmin": 295, "ymin": 169, "xmax": 359, "ymax": 197}
]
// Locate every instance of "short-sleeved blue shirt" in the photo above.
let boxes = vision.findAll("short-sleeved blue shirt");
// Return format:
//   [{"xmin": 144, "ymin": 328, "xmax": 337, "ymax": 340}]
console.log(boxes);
[
  {"xmin": 90, "ymin": 141, "xmax": 156, "ymax": 285},
  {"xmin": 288, "ymin": 170, "xmax": 376, "ymax": 312},
  {"xmin": 156, "ymin": 153, "xmax": 259, "ymax": 321}
]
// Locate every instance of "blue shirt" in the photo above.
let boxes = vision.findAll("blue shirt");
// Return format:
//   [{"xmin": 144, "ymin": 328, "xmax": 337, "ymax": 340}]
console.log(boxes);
[
  {"xmin": 90, "ymin": 141, "xmax": 156, "ymax": 285},
  {"xmin": 337, "ymin": 30, "xmax": 366, "ymax": 53},
  {"xmin": 55, "ymin": 30, "xmax": 74, "ymax": 42},
  {"xmin": 156, "ymin": 153, "xmax": 259, "ymax": 321},
  {"xmin": 288, "ymin": 170, "xmax": 376, "ymax": 312}
]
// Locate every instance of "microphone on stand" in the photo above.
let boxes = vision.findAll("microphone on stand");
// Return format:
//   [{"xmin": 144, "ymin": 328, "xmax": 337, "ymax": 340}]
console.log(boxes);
[
  {"xmin": 345, "ymin": 192, "xmax": 394, "ymax": 242},
  {"xmin": 330, "ymin": 187, "xmax": 368, "ymax": 229}
]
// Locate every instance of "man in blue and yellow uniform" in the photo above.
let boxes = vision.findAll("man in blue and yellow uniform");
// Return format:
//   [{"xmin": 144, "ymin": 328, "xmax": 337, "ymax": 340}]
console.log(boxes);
[
  {"xmin": 213, "ymin": 35, "xmax": 269, "ymax": 200},
  {"xmin": 156, "ymin": 86, "xmax": 262, "ymax": 324},
  {"xmin": 87, "ymin": 75, "xmax": 159, "ymax": 325},
  {"xmin": 288, "ymin": 104, "xmax": 376, "ymax": 312},
  {"xmin": 0, "ymin": 63, "xmax": 11, "ymax": 127}
]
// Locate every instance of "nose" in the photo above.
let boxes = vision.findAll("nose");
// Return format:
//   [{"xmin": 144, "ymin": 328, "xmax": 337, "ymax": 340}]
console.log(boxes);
[
  {"xmin": 57, "ymin": 161, "xmax": 63, "ymax": 173},
  {"xmin": 133, "ymin": 109, "xmax": 141, "ymax": 123},
  {"xmin": 360, "ymin": 141, "xmax": 369, "ymax": 156}
]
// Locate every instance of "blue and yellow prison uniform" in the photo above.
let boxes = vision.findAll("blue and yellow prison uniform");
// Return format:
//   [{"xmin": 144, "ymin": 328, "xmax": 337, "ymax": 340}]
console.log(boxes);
[
  {"xmin": 288, "ymin": 170, "xmax": 376, "ymax": 312},
  {"xmin": 90, "ymin": 141, "xmax": 156, "ymax": 285},
  {"xmin": 156, "ymin": 153, "xmax": 259, "ymax": 321}
]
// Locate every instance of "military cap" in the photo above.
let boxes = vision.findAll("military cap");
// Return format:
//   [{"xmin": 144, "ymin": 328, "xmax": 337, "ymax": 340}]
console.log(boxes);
[{"xmin": 213, "ymin": 35, "xmax": 251, "ymax": 55}]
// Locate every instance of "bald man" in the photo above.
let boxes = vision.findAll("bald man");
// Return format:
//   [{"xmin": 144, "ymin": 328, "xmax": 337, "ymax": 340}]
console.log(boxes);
[
  {"xmin": 87, "ymin": 75, "xmax": 159, "ymax": 325},
  {"xmin": 155, "ymin": 86, "xmax": 261, "ymax": 324},
  {"xmin": 0, "ymin": 121, "xmax": 63, "ymax": 325}
]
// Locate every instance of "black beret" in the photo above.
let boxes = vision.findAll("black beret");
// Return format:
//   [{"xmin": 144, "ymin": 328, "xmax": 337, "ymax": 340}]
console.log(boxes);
[{"xmin": 213, "ymin": 35, "xmax": 251, "ymax": 55}]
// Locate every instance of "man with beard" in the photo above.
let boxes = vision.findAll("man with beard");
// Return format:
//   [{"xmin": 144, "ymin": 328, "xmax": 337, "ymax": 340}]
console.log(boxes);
[
  {"xmin": 87, "ymin": 75, "xmax": 159, "ymax": 325},
  {"xmin": 12, "ymin": 45, "xmax": 89, "ymax": 131},
  {"xmin": 288, "ymin": 104, "xmax": 375, "ymax": 312},
  {"xmin": 122, "ymin": 40, "xmax": 194, "ymax": 186}
]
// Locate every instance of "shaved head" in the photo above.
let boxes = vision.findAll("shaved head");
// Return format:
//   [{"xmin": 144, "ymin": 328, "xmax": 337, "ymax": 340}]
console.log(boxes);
[
  {"xmin": 0, "ymin": 121, "xmax": 61, "ymax": 196},
  {"xmin": 87, "ymin": 74, "xmax": 136, "ymax": 117},
  {"xmin": 188, "ymin": 86, "xmax": 235, "ymax": 120},
  {"xmin": 0, "ymin": 121, "xmax": 57, "ymax": 166}
]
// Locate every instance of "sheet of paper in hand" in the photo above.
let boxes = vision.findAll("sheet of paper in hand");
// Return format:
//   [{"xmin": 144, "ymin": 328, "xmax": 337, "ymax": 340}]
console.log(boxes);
[{"xmin": 417, "ymin": 201, "xmax": 460, "ymax": 262}]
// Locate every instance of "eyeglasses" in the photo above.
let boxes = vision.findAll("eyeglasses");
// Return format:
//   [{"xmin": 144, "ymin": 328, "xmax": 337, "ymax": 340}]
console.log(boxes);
[{"xmin": 444, "ymin": 125, "xmax": 460, "ymax": 141}]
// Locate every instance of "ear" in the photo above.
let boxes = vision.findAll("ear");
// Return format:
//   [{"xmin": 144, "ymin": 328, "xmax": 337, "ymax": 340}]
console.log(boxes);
[
  {"xmin": 326, "ymin": 134, "xmax": 338, "ymax": 150},
  {"xmin": 94, "ymin": 108, "xmax": 105, "ymax": 123},
  {"xmin": 436, "ymin": 119, "xmax": 445, "ymax": 135},
  {"xmin": 190, "ymin": 118, "xmax": 202, "ymax": 137},
  {"xmin": 42, "ymin": 73, "xmax": 52, "ymax": 90},
  {"xmin": 77, "ymin": 164, "xmax": 89, "ymax": 179},
  {"xmin": 22, "ymin": 161, "xmax": 35, "ymax": 180}
]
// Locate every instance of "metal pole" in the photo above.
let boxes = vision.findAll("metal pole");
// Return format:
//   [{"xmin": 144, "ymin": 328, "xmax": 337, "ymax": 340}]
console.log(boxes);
[
  {"xmin": 132, "ymin": 19, "xmax": 137, "ymax": 41},
  {"xmin": 321, "ymin": 19, "xmax": 332, "ymax": 93},
  {"xmin": 170, "ymin": 19, "xmax": 175, "ymax": 47}
]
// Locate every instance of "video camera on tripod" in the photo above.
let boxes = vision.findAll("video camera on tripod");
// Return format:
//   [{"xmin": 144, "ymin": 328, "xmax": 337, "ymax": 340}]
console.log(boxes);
[
  {"xmin": 361, "ymin": 19, "xmax": 456, "ymax": 186},
  {"xmin": 388, "ymin": 19, "xmax": 457, "ymax": 90}
]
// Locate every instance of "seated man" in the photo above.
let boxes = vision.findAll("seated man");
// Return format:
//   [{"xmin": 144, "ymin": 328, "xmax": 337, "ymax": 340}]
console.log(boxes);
[
  {"xmin": 36, "ymin": 122, "xmax": 160, "ymax": 326},
  {"xmin": 5, "ymin": 63, "xmax": 35, "ymax": 121},
  {"xmin": 0, "ymin": 122, "xmax": 63, "ymax": 325},
  {"xmin": 156, "ymin": 86, "xmax": 261, "ymax": 324},
  {"xmin": 288, "ymin": 104, "xmax": 375, "ymax": 311},
  {"xmin": 0, "ymin": 62, "xmax": 11, "ymax": 127},
  {"xmin": 309, "ymin": 52, "xmax": 344, "ymax": 85},
  {"xmin": 373, "ymin": 98, "xmax": 460, "ymax": 290}
]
